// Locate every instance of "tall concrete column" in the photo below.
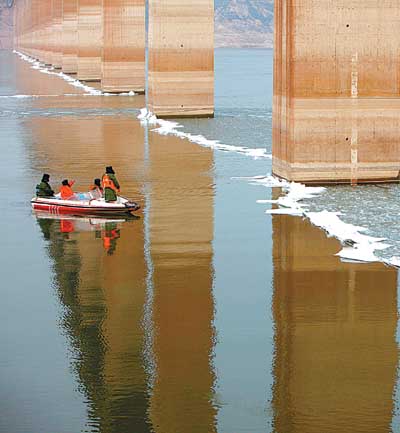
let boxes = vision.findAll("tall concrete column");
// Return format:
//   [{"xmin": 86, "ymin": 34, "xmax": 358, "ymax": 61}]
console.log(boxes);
[
  {"xmin": 148, "ymin": 0, "xmax": 214, "ymax": 117},
  {"xmin": 16, "ymin": 0, "xmax": 25, "ymax": 52},
  {"xmin": 23, "ymin": 0, "xmax": 31, "ymax": 55},
  {"xmin": 24, "ymin": 0, "xmax": 32, "ymax": 55},
  {"xmin": 13, "ymin": 0, "xmax": 21, "ymax": 52},
  {"xmin": 51, "ymin": 0, "xmax": 63, "ymax": 68},
  {"xmin": 31, "ymin": 0, "xmax": 40, "ymax": 59},
  {"xmin": 37, "ymin": 0, "xmax": 52, "ymax": 64},
  {"xmin": 45, "ymin": 0, "xmax": 53, "ymax": 65},
  {"xmin": 62, "ymin": 0, "xmax": 78, "ymax": 73},
  {"xmin": 77, "ymin": 0, "xmax": 102, "ymax": 81},
  {"xmin": 13, "ymin": 1, "xmax": 18, "ymax": 51},
  {"xmin": 273, "ymin": 0, "xmax": 400, "ymax": 183},
  {"xmin": 101, "ymin": 0, "xmax": 145, "ymax": 93}
]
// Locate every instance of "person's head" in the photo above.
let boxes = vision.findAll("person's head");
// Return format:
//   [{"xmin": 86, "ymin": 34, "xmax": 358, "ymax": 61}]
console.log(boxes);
[
  {"xmin": 42, "ymin": 173, "xmax": 50, "ymax": 182},
  {"xmin": 105, "ymin": 166, "xmax": 115, "ymax": 174},
  {"xmin": 62, "ymin": 179, "xmax": 69, "ymax": 186},
  {"xmin": 94, "ymin": 178, "xmax": 101, "ymax": 188}
]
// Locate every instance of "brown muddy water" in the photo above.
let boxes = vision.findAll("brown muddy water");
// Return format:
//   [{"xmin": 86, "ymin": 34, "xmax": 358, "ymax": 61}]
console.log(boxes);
[{"xmin": 0, "ymin": 49, "xmax": 399, "ymax": 433}]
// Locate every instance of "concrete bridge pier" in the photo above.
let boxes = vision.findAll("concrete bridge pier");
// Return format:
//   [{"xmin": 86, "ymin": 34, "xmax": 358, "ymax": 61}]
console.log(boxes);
[
  {"xmin": 77, "ymin": 0, "xmax": 102, "ymax": 81},
  {"xmin": 147, "ymin": 0, "xmax": 214, "ymax": 117},
  {"xmin": 273, "ymin": 0, "xmax": 400, "ymax": 184},
  {"xmin": 102, "ymin": 0, "xmax": 145, "ymax": 93},
  {"xmin": 62, "ymin": 0, "xmax": 78, "ymax": 74},
  {"xmin": 39, "ymin": 0, "xmax": 53, "ymax": 65},
  {"xmin": 50, "ymin": 0, "xmax": 62, "ymax": 68},
  {"xmin": 29, "ymin": 0, "xmax": 39, "ymax": 59}
]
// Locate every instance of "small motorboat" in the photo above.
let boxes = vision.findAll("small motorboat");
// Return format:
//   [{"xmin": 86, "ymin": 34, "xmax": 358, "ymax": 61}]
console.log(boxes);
[{"xmin": 31, "ymin": 193, "xmax": 140, "ymax": 216}]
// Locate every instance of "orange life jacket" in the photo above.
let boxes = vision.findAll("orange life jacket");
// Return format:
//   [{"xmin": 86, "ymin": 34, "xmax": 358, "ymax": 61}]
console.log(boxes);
[
  {"xmin": 60, "ymin": 185, "xmax": 74, "ymax": 200},
  {"xmin": 102, "ymin": 174, "xmax": 118, "ymax": 192}
]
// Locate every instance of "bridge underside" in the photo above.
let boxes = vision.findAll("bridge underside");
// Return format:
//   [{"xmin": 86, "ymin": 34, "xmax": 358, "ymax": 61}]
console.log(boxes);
[{"xmin": 273, "ymin": 0, "xmax": 400, "ymax": 184}]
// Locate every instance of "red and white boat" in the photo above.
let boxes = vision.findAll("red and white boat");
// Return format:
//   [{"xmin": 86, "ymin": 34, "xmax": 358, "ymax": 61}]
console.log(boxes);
[{"xmin": 31, "ymin": 193, "xmax": 140, "ymax": 216}]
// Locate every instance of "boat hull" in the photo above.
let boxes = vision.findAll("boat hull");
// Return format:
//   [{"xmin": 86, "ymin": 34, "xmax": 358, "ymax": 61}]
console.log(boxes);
[{"xmin": 31, "ymin": 198, "xmax": 140, "ymax": 216}]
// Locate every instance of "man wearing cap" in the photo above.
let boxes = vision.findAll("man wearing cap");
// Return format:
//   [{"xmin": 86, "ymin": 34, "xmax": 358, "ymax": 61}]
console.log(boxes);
[
  {"xmin": 102, "ymin": 166, "xmax": 120, "ymax": 202},
  {"xmin": 36, "ymin": 174, "xmax": 55, "ymax": 197}
]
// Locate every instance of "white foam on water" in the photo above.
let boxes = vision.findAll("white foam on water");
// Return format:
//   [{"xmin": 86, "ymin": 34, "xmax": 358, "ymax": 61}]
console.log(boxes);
[
  {"xmin": 307, "ymin": 211, "xmax": 390, "ymax": 263},
  {"xmin": 0, "ymin": 93, "xmax": 106, "ymax": 99},
  {"xmin": 249, "ymin": 176, "xmax": 324, "ymax": 214},
  {"xmin": 14, "ymin": 51, "xmax": 137, "ymax": 97},
  {"xmin": 0, "ymin": 94, "xmax": 41, "ymax": 99},
  {"xmin": 138, "ymin": 108, "xmax": 272, "ymax": 160},
  {"xmin": 387, "ymin": 257, "xmax": 400, "ymax": 268},
  {"xmin": 266, "ymin": 208, "xmax": 304, "ymax": 216},
  {"xmin": 245, "ymin": 174, "xmax": 393, "ymax": 265},
  {"xmin": 237, "ymin": 175, "xmax": 289, "ymax": 188},
  {"xmin": 119, "ymin": 90, "xmax": 136, "ymax": 96}
]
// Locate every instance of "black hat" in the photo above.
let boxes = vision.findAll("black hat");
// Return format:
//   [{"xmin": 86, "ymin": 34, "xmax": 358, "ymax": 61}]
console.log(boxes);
[
  {"xmin": 42, "ymin": 173, "xmax": 50, "ymax": 182},
  {"xmin": 106, "ymin": 166, "xmax": 115, "ymax": 174},
  {"xmin": 94, "ymin": 178, "xmax": 101, "ymax": 187},
  {"xmin": 62, "ymin": 179, "xmax": 69, "ymax": 186}
]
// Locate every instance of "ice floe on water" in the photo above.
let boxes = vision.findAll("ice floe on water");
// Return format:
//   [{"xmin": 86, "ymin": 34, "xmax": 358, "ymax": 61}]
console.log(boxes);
[
  {"xmin": 0, "ymin": 94, "xmax": 41, "ymax": 99},
  {"xmin": 264, "ymin": 183, "xmax": 325, "ymax": 213},
  {"xmin": 138, "ymin": 108, "xmax": 272, "ymax": 159},
  {"xmin": 307, "ymin": 211, "xmax": 390, "ymax": 263},
  {"xmin": 388, "ymin": 257, "xmax": 400, "ymax": 268},
  {"xmin": 0, "ymin": 94, "xmax": 73, "ymax": 99},
  {"xmin": 13, "ymin": 51, "xmax": 136, "ymax": 97},
  {"xmin": 240, "ymin": 175, "xmax": 396, "ymax": 266}
]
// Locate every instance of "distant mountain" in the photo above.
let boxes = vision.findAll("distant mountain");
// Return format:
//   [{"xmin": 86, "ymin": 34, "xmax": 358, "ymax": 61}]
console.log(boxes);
[{"xmin": 215, "ymin": 0, "xmax": 274, "ymax": 48}]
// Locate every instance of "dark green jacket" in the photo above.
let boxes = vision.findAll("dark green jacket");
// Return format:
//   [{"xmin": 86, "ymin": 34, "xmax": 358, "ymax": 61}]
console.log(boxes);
[
  {"xmin": 103, "ymin": 173, "xmax": 120, "ymax": 202},
  {"xmin": 36, "ymin": 181, "xmax": 55, "ymax": 197}
]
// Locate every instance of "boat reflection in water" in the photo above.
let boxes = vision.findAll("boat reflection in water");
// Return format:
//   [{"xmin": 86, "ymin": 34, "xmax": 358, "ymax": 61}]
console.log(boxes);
[
  {"xmin": 272, "ymin": 214, "xmax": 398, "ymax": 433},
  {"xmin": 34, "ymin": 212, "xmax": 137, "ymax": 254},
  {"xmin": 34, "ymin": 210, "xmax": 152, "ymax": 433}
]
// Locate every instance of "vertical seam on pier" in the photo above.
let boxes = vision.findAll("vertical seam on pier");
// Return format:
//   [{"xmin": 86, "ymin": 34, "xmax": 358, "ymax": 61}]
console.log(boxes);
[{"xmin": 351, "ymin": 52, "xmax": 358, "ymax": 186}]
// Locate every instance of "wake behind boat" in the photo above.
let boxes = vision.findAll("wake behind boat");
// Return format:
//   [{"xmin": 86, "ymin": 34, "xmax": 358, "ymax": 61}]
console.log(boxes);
[{"xmin": 31, "ymin": 193, "xmax": 140, "ymax": 216}]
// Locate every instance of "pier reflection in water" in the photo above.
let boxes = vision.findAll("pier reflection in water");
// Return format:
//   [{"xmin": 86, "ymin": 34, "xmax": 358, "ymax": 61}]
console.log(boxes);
[
  {"xmin": 147, "ymin": 127, "xmax": 217, "ymax": 432},
  {"xmin": 272, "ymin": 214, "xmax": 399, "ymax": 433}
]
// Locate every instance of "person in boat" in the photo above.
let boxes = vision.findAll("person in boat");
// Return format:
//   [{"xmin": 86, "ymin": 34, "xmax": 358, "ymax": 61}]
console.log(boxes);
[
  {"xmin": 102, "ymin": 166, "xmax": 120, "ymax": 203},
  {"xmin": 36, "ymin": 173, "xmax": 55, "ymax": 197},
  {"xmin": 89, "ymin": 178, "xmax": 103, "ymax": 199},
  {"xmin": 60, "ymin": 179, "xmax": 76, "ymax": 200},
  {"xmin": 91, "ymin": 178, "xmax": 103, "ymax": 193}
]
